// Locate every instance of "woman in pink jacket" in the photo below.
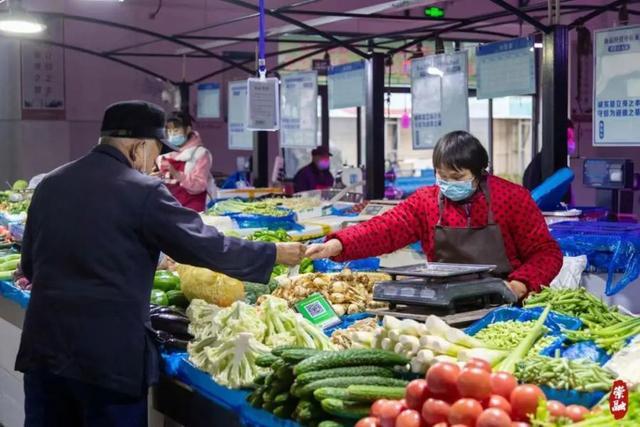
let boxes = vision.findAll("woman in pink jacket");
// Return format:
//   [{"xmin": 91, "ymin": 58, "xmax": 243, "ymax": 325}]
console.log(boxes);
[{"xmin": 156, "ymin": 112, "xmax": 215, "ymax": 212}]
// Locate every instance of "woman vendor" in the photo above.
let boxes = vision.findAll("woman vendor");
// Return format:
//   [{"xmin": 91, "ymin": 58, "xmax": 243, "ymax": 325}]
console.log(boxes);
[
  {"xmin": 306, "ymin": 131, "xmax": 562, "ymax": 299},
  {"xmin": 156, "ymin": 111, "xmax": 215, "ymax": 212}
]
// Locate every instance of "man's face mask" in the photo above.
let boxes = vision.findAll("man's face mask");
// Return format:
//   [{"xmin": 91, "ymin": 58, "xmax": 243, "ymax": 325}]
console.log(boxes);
[{"xmin": 316, "ymin": 159, "xmax": 331, "ymax": 170}]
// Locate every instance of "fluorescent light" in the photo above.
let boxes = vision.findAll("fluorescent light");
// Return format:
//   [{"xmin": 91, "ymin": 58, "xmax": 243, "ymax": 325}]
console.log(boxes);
[
  {"xmin": 0, "ymin": 10, "xmax": 46, "ymax": 34},
  {"xmin": 427, "ymin": 66, "xmax": 444, "ymax": 77}
]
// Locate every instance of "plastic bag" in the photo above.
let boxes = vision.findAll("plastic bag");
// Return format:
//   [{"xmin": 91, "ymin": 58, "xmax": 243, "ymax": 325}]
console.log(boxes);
[
  {"xmin": 540, "ymin": 385, "xmax": 605, "ymax": 408},
  {"xmin": 313, "ymin": 257, "xmax": 380, "ymax": 273},
  {"xmin": 550, "ymin": 256, "xmax": 588, "ymax": 290},
  {"xmin": 465, "ymin": 306, "xmax": 582, "ymax": 336},
  {"xmin": 562, "ymin": 341, "xmax": 610, "ymax": 366},
  {"xmin": 230, "ymin": 211, "xmax": 301, "ymax": 231}
]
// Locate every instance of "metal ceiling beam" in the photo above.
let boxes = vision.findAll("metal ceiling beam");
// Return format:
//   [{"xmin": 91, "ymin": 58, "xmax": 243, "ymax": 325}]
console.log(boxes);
[
  {"xmin": 278, "ymin": 9, "xmax": 461, "ymax": 23},
  {"xmin": 570, "ymin": 0, "xmax": 631, "ymax": 28},
  {"xmin": 218, "ymin": 0, "xmax": 369, "ymax": 59},
  {"xmin": 2, "ymin": 36, "xmax": 174, "ymax": 83},
  {"xmin": 39, "ymin": 12, "xmax": 254, "ymax": 74},
  {"xmin": 487, "ymin": 0, "xmax": 550, "ymax": 33}
]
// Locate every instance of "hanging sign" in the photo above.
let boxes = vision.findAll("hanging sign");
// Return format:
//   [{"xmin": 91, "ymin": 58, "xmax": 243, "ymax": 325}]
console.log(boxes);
[
  {"xmin": 280, "ymin": 71, "xmax": 318, "ymax": 148},
  {"xmin": 228, "ymin": 80, "xmax": 253, "ymax": 150},
  {"xmin": 196, "ymin": 83, "xmax": 221, "ymax": 119},
  {"xmin": 246, "ymin": 77, "xmax": 280, "ymax": 131},
  {"xmin": 20, "ymin": 42, "xmax": 65, "ymax": 120},
  {"xmin": 476, "ymin": 37, "xmax": 536, "ymax": 99},
  {"xmin": 593, "ymin": 25, "xmax": 640, "ymax": 146},
  {"xmin": 411, "ymin": 51, "xmax": 469, "ymax": 149},
  {"xmin": 328, "ymin": 61, "xmax": 366, "ymax": 109}
]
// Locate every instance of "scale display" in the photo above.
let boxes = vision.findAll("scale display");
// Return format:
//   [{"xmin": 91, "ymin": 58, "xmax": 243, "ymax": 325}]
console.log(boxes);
[{"xmin": 383, "ymin": 262, "xmax": 496, "ymax": 278}]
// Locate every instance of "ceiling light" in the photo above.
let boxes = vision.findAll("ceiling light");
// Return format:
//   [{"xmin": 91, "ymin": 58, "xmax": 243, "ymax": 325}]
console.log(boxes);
[{"xmin": 0, "ymin": 5, "xmax": 46, "ymax": 34}]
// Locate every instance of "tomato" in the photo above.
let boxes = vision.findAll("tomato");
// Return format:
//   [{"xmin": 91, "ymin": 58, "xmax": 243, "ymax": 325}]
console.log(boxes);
[
  {"xmin": 406, "ymin": 379, "xmax": 430, "ymax": 410},
  {"xmin": 380, "ymin": 400, "xmax": 405, "ymax": 427},
  {"xmin": 564, "ymin": 405, "xmax": 589, "ymax": 422},
  {"xmin": 372, "ymin": 400, "xmax": 390, "ymax": 417},
  {"xmin": 487, "ymin": 395, "xmax": 512, "ymax": 415},
  {"xmin": 426, "ymin": 362, "xmax": 461, "ymax": 400},
  {"xmin": 457, "ymin": 367, "xmax": 492, "ymax": 400},
  {"xmin": 466, "ymin": 358, "xmax": 492, "ymax": 373},
  {"xmin": 431, "ymin": 423, "xmax": 448, "ymax": 427},
  {"xmin": 476, "ymin": 408, "xmax": 512, "ymax": 427},
  {"xmin": 546, "ymin": 401, "xmax": 566, "ymax": 419},
  {"xmin": 448, "ymin": 398, "xmax": 483, "ymax": 426},
  {"xmin": 396, "ymin": 410, "xmax": 424, "ymax": 427},
  {"xmin": 511, "ymin": 422, "xmax": 531, "ymax": 427},
  {"xmin": 399, "ymin": 399, "xmax": 408, "ymax": 410},
  {"xmin": 509, "ymin": 385, "xmax": 545, "ymax": 422},
  {"xmin": 356, "ymin": 417, "xmax": 381, "ymax": 427},
  {"xmin": 421, "ymin": 398, "xmax": 450, "ymax": 426},
  {"xmin": 490, "ymin": 372, "xmax": 518, "ymax": 399}
]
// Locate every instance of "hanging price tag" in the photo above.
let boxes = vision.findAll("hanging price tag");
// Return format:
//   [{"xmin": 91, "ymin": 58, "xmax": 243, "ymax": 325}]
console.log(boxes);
[
  {"xmin": 294, "ymin": 293, "xmax": 341, "ymax": 329},
  {"xmin": 246, "ymin": 77, "xmax": 280, "ymax": 131}
]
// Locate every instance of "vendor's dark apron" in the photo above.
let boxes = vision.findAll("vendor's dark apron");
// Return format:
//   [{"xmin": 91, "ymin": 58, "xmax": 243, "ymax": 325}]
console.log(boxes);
[
  {"xmin": 433, "ymin": 180, "xmax": 512, "ymax": 277},
  {"xmin": 164, "ymin": 157, "xmax": 207, "ymax": 212}
]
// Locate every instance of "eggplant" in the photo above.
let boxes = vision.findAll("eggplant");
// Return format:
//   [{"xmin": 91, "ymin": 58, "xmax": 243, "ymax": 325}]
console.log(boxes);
[
  {"xmin": 149, "ymin": 306, "xmax": 188, "ymax": 319},
  {"xmin": 150, "ymin": 313, "xmax": 190, "ymax": 337}
]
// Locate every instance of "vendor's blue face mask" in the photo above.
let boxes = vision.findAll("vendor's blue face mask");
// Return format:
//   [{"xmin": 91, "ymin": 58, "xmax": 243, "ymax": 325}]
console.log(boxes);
[
  {"xmin": 168, "ymin": 134, "xmax": 187, "ymax": 147},
  {"xmin": 437, "ymin": 178, "xmax": 475, "ymax": 201}
]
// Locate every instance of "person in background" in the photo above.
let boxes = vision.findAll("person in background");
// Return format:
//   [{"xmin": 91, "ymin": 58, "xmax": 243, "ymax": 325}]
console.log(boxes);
[
  {"xmin": 522, "ymin": 119, "xmax": 576, "ymax": 204},
  {"xmin": 306, "ymin": 131, "xmax": 562, "ymax": 299},
  {"xmin": 16, "ymin": 101, "xmax": 306, "ymax": 427},
  {"xmin": 293, "ymin": 146, "xmax": 334, "ymax": 193},
  {"xmin": 156, "ymin": 111, "xmax": 216, "ymax": 212}
]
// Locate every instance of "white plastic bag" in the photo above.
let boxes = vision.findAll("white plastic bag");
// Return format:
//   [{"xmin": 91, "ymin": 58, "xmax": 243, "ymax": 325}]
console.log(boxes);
[{"xmin": 550, "ymin": 256, "xmax": 588, "ymax": 290}]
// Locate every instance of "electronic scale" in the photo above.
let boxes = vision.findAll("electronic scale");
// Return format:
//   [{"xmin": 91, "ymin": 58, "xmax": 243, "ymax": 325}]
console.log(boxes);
[{"xmin": 372, "ymin": 262, "xmax": 517, "ymax": 317}]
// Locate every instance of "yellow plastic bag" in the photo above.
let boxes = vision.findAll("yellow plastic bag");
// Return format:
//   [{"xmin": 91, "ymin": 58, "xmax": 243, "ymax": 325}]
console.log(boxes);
[{"xmin": 175, "ymin": 264, "xmax": 245, "ymax": 307}]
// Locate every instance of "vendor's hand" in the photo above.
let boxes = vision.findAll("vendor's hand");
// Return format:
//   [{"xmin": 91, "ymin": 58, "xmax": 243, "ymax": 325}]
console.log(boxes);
[
  {"xmin": 168, "ymin": 164, "xmax": 182, "ymax": 181},
  {"xmin": 506, "ymin": 280, "xmax": 528, "ymax": 300},
  {"xmin": 305, "ymin": 239, "xmax": 343, "ymax": 260},
  {"xmin": 275, "ymin": 242, "xmax": 306, "ymax": 266}
]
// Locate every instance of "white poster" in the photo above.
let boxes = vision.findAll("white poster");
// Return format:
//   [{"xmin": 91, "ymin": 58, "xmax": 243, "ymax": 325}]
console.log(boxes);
[
  {"xmin": 196, "ymin": 83, "xmax": 221, "ymax": 119},
  {"xmin": 21, "ymin": 41, "xmax": 65, "ymax": 120},
  {"xmin": 280, "ymin": 71, "xmax": 318, "ymax": 148},
  {"xmin": 228, "ymin": 80, "xmax": 253, "ymax": 150},
  {"xmin": 476, "ymin": 37, "xmax": 536, "ymax": 99},
  {"xmin": 411, "ymin": 51, "xmax": 469, "ymax": 149},
  {"xmin": 593, "ymin": 25, "xmax": 640, "ymax": 146},
  {"xmin": 328, "ymin": 61, "xmax": 366, "ymax": 109},
  {"xmin": 246, "ymin": 77, "xmax": 280, "ymax": 131}
]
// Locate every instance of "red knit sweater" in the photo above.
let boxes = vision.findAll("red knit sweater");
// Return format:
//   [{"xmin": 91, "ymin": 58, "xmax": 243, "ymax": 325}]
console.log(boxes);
[{"xmin": 329, "ymin": 176, "xmax": 562, "ymax": 293}]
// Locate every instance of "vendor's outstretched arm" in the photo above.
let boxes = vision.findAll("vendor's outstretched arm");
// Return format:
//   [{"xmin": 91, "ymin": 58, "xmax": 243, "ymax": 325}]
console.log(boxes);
[
  {"xmin": 142, "ymin": 183, "xmax": 277, "ymax": 283},
  {"xmin": 318, "ymin": 192, "xmax": 426, "ymax": 261},
  {"xmin": 507, "ymin": 188, "xmax": 563, "ymax": 293}
]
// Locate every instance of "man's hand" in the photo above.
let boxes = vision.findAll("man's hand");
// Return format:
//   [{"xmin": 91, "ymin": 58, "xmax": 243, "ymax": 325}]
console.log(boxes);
[
  {"xmin": 506, "ymin": 280, "xmax": 528, "ymax": 300},
  {"xmin": 275, "ymin": 242, "xmax": 306, "ymax": 266},
  {"xmin": 305, "ymin": 239, "xmax": 343, "ymax": 260}
]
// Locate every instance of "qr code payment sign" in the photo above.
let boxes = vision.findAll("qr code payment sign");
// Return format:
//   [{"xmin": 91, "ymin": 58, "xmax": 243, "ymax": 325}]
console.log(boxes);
[{"xmin": 307, "ymin": 301, "xmax": 326, "ymax": 317}]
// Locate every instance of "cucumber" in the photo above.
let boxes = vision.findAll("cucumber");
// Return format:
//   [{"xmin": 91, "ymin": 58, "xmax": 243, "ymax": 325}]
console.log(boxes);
[
  {"xmin": 318, "ymin": 421, "xmax": 349, "ymax": 427},
  {"xmin": 273, "ymin": 403, "xmax": 296, "ymax": 419},
  {"xmin": 274, "ymin": 392, "xmax": 290, "ymax": 405},
  {"xmin": 272, "ymin": 345, "xmax": 313, "ymax": 357},
  {"xmin": 280, "ymin": 348, "xmax": 324, "ymax": 363},
  {"xmin": 254, "ymin": 374, "xmax": 268, "ymax": 386},
  {"xmin": 296, "ymin": 366, "xmax": 394, "ymax": 386},
  {"xmin": 313, "ymin": 387, "xmax": 349, "ymax": 401},
  {"xmin": 346, "ymin": 385, "xmax": 406, "ymax": 402},
  {"xmin": 321, "ymin": 398, "xmax": 371, "ymax": 420},
  {"xmin": 295, "ymin": 350, "xmax": 410, "ymax": 375},
  {"xmin": 271, "ymin": 358, "xmax": 289, "ymax": 372},
  {"xmin": 265, "ymin": 373, "xmax": 275, "ymax": 386},
  {"xmin": 256, "ymin": 354, "xmax": 280, "ymax": 368},
  {"xmin": 0, "ymin": 259, "xmax": 19, "ymax": 272},
  {"xmin": 297, "ymin": 376, "xmax": 409, "ymax": 399},
  {"xmin": 296, "ymin": 400, "xmax": 324, "ymax": 423},
  {"xmin": 275, "ymin": 365, "xmax": 295, "ymax": 383},
  {"xmin": 263, "ymin": 401, "xmax": 276, "ymax": 412}
]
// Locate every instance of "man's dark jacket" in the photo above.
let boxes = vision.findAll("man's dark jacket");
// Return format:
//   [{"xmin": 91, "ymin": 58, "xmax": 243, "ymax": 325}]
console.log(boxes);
[{"xmin": 15, "ymin": 144, "xmax": 276, "ymax": 397}]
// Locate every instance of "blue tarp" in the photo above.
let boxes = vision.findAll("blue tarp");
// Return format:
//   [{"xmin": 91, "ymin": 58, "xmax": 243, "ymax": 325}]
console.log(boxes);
[
  {"xmin": 550, "ymin": 221, "xmax": 640, "ymax": 295},
  {"xmin": 530, "ymin": 167, "xmax": 574, "ymax": 211},
  {"xmin": 0, "ymin": 280, "xmax": 30, "ymax": 308}
]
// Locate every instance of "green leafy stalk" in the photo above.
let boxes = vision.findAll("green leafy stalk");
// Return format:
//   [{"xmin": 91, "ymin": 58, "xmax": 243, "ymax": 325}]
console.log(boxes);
[{"xmin": 497, "ymin": 305, "xmax": 551, "ymax": 373}]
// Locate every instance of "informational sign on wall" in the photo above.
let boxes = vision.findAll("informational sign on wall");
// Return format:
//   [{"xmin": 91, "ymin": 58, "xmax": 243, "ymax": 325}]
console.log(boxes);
[
  {"xmin": 328, "ymin": 61, "xmax": 366, "ymax": 109},
  {"xmin": 280, "ymin": 71, "xmax": 318, "ymax": 148},
  {"xmin": 228, "ymin": 80, "xmax": 253, "ymax": 150},
  {"xmin": 593, "ymin": 25, "xmax": 640, "ymax": 146},
  {"xmin": 247, "ymin": 77, "xmax": 280, "ymax": 131},
  {"xmin": 411, "ymin": 51, "xmax": 469, "ymax": 150},
  {"xmin": 476, "ymin": 37, "xmax": 536, "ymax": 99},
  {"xmin": 196, "ymin": 83, "xmax": 221, "ymax": 119},
  {"xmin": 20, "ymin": 41, "xmax": 65, "ymax": 120}
]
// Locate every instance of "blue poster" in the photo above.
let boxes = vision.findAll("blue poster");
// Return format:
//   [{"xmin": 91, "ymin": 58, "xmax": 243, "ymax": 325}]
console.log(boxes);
[
  {"xmin": 328, "ymin": 61, "xmax": 366, "ymax": 109},
  {"xmin": 196, "ymin": 83, "xmax": 220, "ymax": 119},
  {"xmin": 476, "ymin": 37, "xmax": 536, "ymax": 99},
  {"xmin": 411, "ymin": 51, "xmax": 469, "ymax": 150},
  {"xmin": 594, "ymin": 25, "xmax": 640, "ymax": 146}
]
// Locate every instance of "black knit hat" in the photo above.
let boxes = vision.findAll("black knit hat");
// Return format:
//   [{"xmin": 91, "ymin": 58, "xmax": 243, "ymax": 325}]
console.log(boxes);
[{"xmin": 100, "ymin": 100, "xmax": 173, "ymax": 153}]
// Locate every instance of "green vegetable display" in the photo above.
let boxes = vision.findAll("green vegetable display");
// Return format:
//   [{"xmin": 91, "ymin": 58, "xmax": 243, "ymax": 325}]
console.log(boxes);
[
  {"xmin": 248, "ymin": 229, "xmax": 292, "ymax": 242},
  {"xmin": 244, "ymin": 282, "xmax": 270, "ymax": 305},
  {"xmin": 150, "ymin": 289, "xmax": 168, "ymax": 306},
  {"xmin": 208, "ymin": 199, "xmax": 292, "ymax": 217},
  {"xmin": 524, "ymin": 288, "xmax": 629, "ymax": 329},
  {"xmin": 153, "ymin": 270, "xmax": 180, "ymax": 292},
  {"xmin": 565, "ymin": 316, "xmax": 640, "ymax": 354},
  {"xmin": 295, "ymin": 349, "xmax": 410, "ymax": 375},
  {"xmin": 515, "ymin": 354, "xmax": 616, "ymax": 392},
  {"xmin": 475, "ymin": 320, "xmax": 550, "ymax": 350},
  {"xmin": 166, "ymin": 290, "xmax": 188, "ymax": 308},
  {"xmin": 496, "ymin": 305, "xmax": 551, "ymax": 373}
]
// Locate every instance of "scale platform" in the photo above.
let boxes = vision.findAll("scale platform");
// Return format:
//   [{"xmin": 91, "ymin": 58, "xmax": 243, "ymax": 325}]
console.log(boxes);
[{"xmin": 373, "ymin": 263, "xmax": 517, "ymax": 318}]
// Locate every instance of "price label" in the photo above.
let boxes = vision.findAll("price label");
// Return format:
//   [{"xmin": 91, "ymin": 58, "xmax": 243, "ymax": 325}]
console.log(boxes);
[{"xmin": 294, "ymin": 293, "xmax": 341, "ymax": 329}]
